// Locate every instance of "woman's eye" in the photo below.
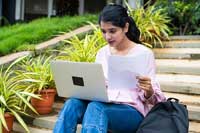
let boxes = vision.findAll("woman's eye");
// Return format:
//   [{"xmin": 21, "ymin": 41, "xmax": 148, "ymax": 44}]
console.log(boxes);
[
  {"xmin": 101, "ymin": 30, "xmax": 106, "ymax": 34},
  {"xmin": 110, "ymin": 29, "xmax": 116, "ymax": 33}
]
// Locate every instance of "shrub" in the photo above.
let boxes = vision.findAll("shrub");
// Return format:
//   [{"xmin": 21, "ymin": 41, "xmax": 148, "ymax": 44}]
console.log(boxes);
[
  {"xmin": 127, "ymin": 2, "xmax": 171, "ymax": 48},
  {"xmin": 154, "ymin": 0, "xmax": 200, "ymax": 35},
  {"xmin": 0, "ymin": 57, "xmax": 39, "ymax": 132},
  {"xmin": 56, "ymin": 23, "xmax": 106, "ymax": 62}
]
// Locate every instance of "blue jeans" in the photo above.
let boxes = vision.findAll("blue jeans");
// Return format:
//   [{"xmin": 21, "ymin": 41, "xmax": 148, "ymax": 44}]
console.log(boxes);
[{"xmin": 53, "ymin": 98, "xmax": 144, "ymax": 133}]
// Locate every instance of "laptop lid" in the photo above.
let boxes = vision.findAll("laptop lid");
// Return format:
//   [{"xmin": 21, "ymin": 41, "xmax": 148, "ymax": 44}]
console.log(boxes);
[{"xmin": 50, "ymin": 60, "xmax": 109, "ymax": 102}]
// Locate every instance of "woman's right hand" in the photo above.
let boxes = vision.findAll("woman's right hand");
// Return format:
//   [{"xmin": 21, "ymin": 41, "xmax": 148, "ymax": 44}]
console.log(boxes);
[{"xmin": 136, "ymin": 76, "xmax": 154, "ymax": 99}]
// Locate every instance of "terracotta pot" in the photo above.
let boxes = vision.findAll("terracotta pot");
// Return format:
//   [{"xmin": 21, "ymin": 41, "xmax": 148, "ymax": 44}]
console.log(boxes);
[
  {"xmin": 31, "ymin": 89, "xmax": 56, "ymax": 115},
  {"xmin": 2, "ymin": 113, "xmax": 14, "ymax": 133}
]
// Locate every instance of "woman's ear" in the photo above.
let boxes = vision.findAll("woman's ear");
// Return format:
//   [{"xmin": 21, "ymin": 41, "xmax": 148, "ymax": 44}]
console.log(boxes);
[{"xmin": 124, "ymin": 22, "xmax": 129, "ymax": 33}]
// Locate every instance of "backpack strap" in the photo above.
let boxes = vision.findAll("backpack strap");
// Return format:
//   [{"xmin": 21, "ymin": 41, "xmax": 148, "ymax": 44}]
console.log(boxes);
[
  {"xmin": 167, "ymin": 97, "xmax": 179, "ymax": 103},
  {"xmin": 166, "ymin": 97, "xmax": 188, "ymax": 133},
  {"xmin": 162, "ymin": 98, "xmax": 179, "ymax": 112}
]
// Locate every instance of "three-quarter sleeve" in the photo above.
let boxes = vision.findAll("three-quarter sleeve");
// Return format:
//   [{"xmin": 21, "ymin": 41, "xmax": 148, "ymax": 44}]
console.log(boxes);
[{"xmin": 138, "ymin": 51, "xmax": 166, "ymax": 105}]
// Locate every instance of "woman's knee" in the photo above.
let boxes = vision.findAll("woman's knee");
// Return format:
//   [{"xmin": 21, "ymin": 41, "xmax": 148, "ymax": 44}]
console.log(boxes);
[
  {"xmin": 59, "ymin": 98, "xmax": 87, "ymax": 116},
  {"xmin": 84, "ymin": 101, "xmax": 107, "ymax": 120},
  {"xmin": 65, "ymin": 98, "xmax": 82, "ymax": 105},
  {"xmin": 64, "ymin": 98, "xmax": 84, "ymax": 108},
  {"xmin": 86, "ymin": 101, "xmax": 105, "ymax": 111}
]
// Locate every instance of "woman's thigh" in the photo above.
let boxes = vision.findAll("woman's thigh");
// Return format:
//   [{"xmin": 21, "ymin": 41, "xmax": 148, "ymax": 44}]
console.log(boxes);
[
  {"xmin": 59, "ymin": 98, "xmax": 88, "ymax": 123},
  {"xmin": 105, "ymin": 104, "xmax": 144, "ymax": 133}
]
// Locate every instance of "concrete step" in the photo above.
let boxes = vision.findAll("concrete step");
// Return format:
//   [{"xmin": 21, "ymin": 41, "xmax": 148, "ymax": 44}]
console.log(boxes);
[
  {"xmin": 13, "ymin": 122, "xmax": 52, "ymax": 133},
  {"xmin": 157, "ymin": 74, "xmax": 200, "ymax": 95},
  {"xmin": 13, "ymin": 111, "xmax": 82, "ymax": 133},
  {"xmin": 0, "ymin": 51, "xmax": 32, "ymax": 66},
  {"xmin": 187, "ymin": 105, "xmax": 200, "ymax": 122},
  {"xmin": 164, "ymin": 92, "xmax": 200, "ymax": 122},
  {"xmin": 29, "ymin": 113, "xmax": 81, "ymax": 133},
  {"xmin": 14, "ymin": 100, "xmax": 200, "ymax": 133},
  {"xmin": 156, "ymin": 59, "xmax": 200, "ymax": 75},
  {"xmin": 164, "ymin": 92, "xmax": 200, "ymax": 106},
  {"xmin": 13, "ymin": 120, "xmax": 200, "ymax": 133},
  {"xmin": 153, "ymin": 48, "xmax": 200, "ymax": 59},
  {"xmin": 31, "ymin": 114, "xmax": 57, "ymax": 131},
  {"xmin": 169, "ymin": 35, "xmax": 200, "ymax": 41},
  {"xmin": 189, "ymin": 121, "xmax": 200, "ymax": 133},
  {"xmin": 161, "ymin": 40, "xmax": 200, "ymax": 48}
]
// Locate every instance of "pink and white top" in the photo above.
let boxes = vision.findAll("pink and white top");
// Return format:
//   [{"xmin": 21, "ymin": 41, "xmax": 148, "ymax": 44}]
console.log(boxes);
[{"xmin": 95, "ymin": 44, "xmax": 166, "ymax": 116}]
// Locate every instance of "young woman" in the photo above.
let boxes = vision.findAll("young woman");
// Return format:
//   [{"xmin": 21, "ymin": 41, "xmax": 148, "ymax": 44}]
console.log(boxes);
[{"xmin": 53, "ymin": 4, "xmax": 166, "ymax": 133}]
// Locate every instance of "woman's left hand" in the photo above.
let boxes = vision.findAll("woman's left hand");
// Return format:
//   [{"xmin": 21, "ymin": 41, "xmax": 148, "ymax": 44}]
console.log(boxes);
[{"xmin": 136, "ymin": 76, "xmax": 154, "ymax": 99}]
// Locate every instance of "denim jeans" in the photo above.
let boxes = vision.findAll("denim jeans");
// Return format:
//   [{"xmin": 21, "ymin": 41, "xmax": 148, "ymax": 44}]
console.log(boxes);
[{"xmin": 53, "ymin": 98, "xmax": 144, "ymax": 133}]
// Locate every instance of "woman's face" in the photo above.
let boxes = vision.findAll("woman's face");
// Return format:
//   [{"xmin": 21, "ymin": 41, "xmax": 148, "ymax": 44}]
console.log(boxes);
[{"xmin": 100, "ymin": 21, "xmax": 128, "ymax": 47}]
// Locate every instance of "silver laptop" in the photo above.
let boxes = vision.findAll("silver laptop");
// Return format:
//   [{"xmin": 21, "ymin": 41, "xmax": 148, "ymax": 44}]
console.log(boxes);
[{"xmin": 50, "ymin": 60, "xmax": 109, "ymax": 102}]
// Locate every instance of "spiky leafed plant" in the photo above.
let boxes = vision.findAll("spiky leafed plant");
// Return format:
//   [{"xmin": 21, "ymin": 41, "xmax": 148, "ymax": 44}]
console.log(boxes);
[
  {"xmin": 56, "ymin": 23, "xmax": 106, "ymax": 62},
  {"xmin": 0, "ymin": 57, "xmax": 40, "ymax": 133},
  {"xmin": 126, "ymin": 1, "xmax": 171, "ymax": 48},
  {"xmin": 15, "ymin": 55, "xmax": 55, "ymax": 93}
]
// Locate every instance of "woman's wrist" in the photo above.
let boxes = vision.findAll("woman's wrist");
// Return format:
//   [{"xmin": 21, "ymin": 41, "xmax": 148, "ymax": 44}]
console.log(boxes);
[{"xmin": 144, "ymin": 87, "xmax": 154, "ymax": 99}]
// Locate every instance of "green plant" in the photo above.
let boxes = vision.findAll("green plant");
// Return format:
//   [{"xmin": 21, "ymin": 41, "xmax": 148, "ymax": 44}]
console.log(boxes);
[
  {"xmin": 126, "ymin": 1, "xmax": 171, "ymax": 48},
  {"xmin": 0, "ymin": 58, "xmax": 39, "ymax": 132},
  {"xmin": 154, "ymin": 0, "xmax": 200, "ymax": 35},
  {"xmin": 15, "ymin": 44, "xmax": 36, "ymax": 52},
  {"xmin": 56, "ymin": 23, "xmax": 106, "ymax": 62},
  {"xmin": 0, "ymin": 14, "xmax": 98, "ymax": 56},
  {"xmin": 15, "ymin": 55, "xmax": 55, "ymax": 93}
]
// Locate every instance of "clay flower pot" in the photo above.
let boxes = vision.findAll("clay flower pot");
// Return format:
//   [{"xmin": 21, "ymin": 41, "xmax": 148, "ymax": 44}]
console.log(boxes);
[
  {"xmin": 31, "ymin": 89, "xmax": 56, "ymax": 115},
  {"xmin": 2, "ymin": 113, "xmax": 14, "ymax": 133}
]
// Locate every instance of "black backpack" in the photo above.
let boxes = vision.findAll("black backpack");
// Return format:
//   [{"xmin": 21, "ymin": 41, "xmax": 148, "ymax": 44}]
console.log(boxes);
[{"xmin": 136, "ymin": 98, "xmax": 189, "ymax": 133}]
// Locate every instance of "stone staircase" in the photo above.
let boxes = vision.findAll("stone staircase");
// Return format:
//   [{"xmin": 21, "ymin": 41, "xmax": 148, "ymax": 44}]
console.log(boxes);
[
  {"xmin": 155, "ymin": 36, "xmax": 200, "ymax": 133},
  {"xmin": 13, "ymin": 36, "xmax": 200, "ymax": 133}
]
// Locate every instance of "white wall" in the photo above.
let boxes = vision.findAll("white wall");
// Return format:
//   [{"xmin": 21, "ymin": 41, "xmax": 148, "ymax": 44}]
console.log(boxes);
[
  {"xmin": 78, "ymin": 0, "xmax": 84, "ymax": 15},
  {"xmin": 48, "ymin": 0, "xmax": 53, "ymax": 17},
  {"xmin": 128, "ymin": 0, "xmax": 143, "ymax": 9}
]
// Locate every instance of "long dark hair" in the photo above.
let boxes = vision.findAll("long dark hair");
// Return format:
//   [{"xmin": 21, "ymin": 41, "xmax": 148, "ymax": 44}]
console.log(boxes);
[{"xmin": 99, "ymin": 4, "xmax": 141, "ymax": 44}]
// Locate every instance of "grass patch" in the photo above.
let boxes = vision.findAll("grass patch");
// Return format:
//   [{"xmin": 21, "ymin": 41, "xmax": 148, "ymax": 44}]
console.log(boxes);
[{"xmin": 0, "ymin": 14, "xmax": 98, "ymax": 56}]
